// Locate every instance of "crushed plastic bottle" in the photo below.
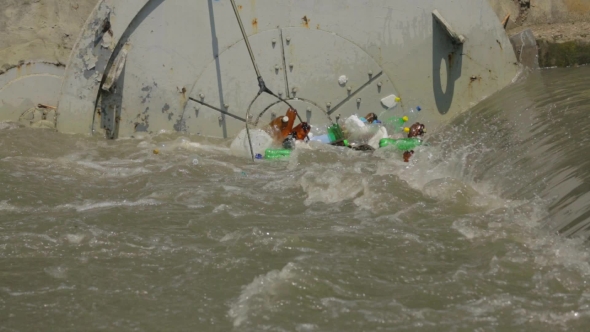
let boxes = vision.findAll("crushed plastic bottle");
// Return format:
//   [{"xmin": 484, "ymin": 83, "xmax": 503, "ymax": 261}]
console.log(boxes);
[
  {"xmin": 267, "ymin": 108, "xmax": 297, "ymax": 141},
  {"xmin": 367, "ymin": 126, "xmax": 389, "ymax": 150},
  {"xmin": 265, "ymin": 149, "xmax": 292, "ymax": 160},
  {"xmin": 384, "ymin": 116, "xmax": 409, "ymax": 133},
  {"xmin": 343, "ymin": 115, "xmax": 371, "ymax": 141},
  {"xmin": 379, "ymin": 138, "xmax": 422, "ymax": 151},
  {"xmin": 327, "ymin": 123, "xmax": 345, "ymax": 143},
  {"xmin": 292, "ymin": 122, "xmax": 311, "ymax": 140}
]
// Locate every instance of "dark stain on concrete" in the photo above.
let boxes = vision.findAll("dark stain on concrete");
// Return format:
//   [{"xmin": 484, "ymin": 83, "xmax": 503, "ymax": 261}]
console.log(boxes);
[
  {"xmin": 174, "ymin": 117, "xmax": 186, "ymax": 132},
  {"xmin": 135, "ymin": 114, "xmax": 150, "ymax": 132}
]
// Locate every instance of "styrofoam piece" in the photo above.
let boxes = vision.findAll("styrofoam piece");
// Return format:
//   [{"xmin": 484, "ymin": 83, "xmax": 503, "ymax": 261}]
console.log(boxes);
[
  {"xmin": 230, "ymin": 128, "xmax": 274, "ymax": 158},
  {"xmin": 368, "ymin": 126, "xmax": 388, "ymax": 150}
]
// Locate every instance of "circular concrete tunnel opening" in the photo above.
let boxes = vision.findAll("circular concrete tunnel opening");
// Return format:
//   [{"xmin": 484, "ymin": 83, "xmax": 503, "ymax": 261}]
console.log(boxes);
[{"xmin": 56, "ymin": 0, "xmax": 518, "ymax": 139}]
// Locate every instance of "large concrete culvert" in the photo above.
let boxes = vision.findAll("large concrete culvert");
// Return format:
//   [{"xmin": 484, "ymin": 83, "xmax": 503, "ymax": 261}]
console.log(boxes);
[{"xmin": 3, "ymin": 0, "xmax": 519, "ymax": 138}]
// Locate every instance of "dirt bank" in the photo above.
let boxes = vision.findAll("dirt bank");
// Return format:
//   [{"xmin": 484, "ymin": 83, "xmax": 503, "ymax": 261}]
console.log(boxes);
[
  {"xmin": 489, "ymin": 0, "xmax": 590, "ymax": 28},
  {"xmin": 488, "ymin": 0, "xmax": 590, "ymax": 67}
]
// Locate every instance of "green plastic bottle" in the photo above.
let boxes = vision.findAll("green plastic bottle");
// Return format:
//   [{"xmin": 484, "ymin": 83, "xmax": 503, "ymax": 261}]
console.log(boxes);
[
  {"xmin": 264, "ymin": 149, "xmax": 292, "ymax": 160},
  {"xmin": 327, "ymin": 123, "xmax": 344, "ymax": 143},
  {"xmin": 379, "ymin": 138, "xmax": 422, "ymax": 151},
  {"xmin": 384, "ymin": 116, "xmax": 409, "ymax": 133}
]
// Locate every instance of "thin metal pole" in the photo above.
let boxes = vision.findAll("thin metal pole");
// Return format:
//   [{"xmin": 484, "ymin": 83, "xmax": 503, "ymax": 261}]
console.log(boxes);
[
  {"xmin": 230, "ymin": 0, "xmax": 262, "ymax": 79},
  {"xmin": 229, "ymin": 0, "xmax": 258, "ymax": 161},
  {"xmin": 228, "ymin": 0, "xmax": 311, "ymax": 158}
]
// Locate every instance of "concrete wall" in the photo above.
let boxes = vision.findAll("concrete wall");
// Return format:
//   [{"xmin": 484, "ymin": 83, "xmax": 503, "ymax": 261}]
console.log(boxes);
[
  {"xmin": 0, "ymin": 0, "xmax": 98, "ymax": 73},
  {"xmin": 0, "ymin": 0, "xmax": 99, "ymax": 124}
]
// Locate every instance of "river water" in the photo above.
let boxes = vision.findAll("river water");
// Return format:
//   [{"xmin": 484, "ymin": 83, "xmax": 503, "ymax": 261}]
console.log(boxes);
[{"xmin": 1, "ymin": 67, "xmax": 590, "ymax": 331}]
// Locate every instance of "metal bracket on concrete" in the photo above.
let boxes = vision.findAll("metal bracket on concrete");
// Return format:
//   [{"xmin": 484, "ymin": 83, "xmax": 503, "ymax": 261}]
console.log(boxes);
[
  {"xmin": 187, "ymin": 97, "xmax": 246, "ymax": 122},
  {"xmin": 327, "ymin": 71, "xmax": 384, "ymax": 116},
  {"xmin": 432, "ymin": 9, "xmax": 466, "ymax": 45},
  {"xmin": 102, "ymin": 46, "xmax": 129, "ymax": 92}
]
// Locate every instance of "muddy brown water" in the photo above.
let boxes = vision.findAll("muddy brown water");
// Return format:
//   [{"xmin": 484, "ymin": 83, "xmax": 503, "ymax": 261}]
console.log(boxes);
[{"xmin": 1, "ymin": 67, "xmax": 590, "ymax": 331}]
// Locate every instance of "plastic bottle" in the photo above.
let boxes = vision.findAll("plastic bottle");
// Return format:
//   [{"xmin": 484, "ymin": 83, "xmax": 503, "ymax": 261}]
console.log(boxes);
[
  {"xmin": 327, "ymin": 123, "xmax": 344, "ymax": 142},
  {"xmin": 331, "ymin": 139, "xmax": 350, "ymax": 147},
  {"xmin": 384, "ymin": 116, "xmax": 409, "ymax": 133},
  {"xmin": 268, "ymin": 115, "xmax": 288, "ymax": 141},
  {"xmin": 264, "ymin": 148, "xmax": 292, "ymax": 159},
  {"xmin": 379, "ymin": 138, "xmax": 422, "ymax": 151},
  {"xmin": 269, "ymin": 115, "xmax": 288, "ymax": 131},
  {"xmin": 292, "ymin": 122, "xmax": 311, "ymax": 140},
  {"xmin": 282, "ymin": 109, "xmax": 298, "ymax": 137},
  {"xmin": 268, "ymin": 108, "xmax": 297, "ymax": 141},
  {"xmin": 310, "ymin": 134, "xmax": 331, "ymax": 144}
]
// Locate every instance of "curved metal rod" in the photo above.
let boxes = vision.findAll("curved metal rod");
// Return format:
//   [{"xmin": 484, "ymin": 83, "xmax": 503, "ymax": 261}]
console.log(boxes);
[
  {"xmin": 230, "ymin": 0, "xmax": 311, "ymax": 157},
  {"xmin": 229, "ymin": 0, "xmax": 261, "ymax": 79},
  {"xmin": 244, "ymin": 92, "xmax": 262, "ymax": 161},
  {"xmin": 245, "ymin": 91, "xmax": 311, "ymax": 141},
  {"xmin": 253, "ymin": 97, "xmax": 333, "ymax": 127},
  {"xmin": 248, "ymin": 90, "xmax": 304, "ymax": 123}
]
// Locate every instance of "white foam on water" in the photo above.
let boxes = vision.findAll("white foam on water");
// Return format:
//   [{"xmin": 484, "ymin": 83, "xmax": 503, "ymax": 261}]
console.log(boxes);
[
  {"xmin": 136, "ymin": 140, "xmax": 153, "ymax": 149},
  {"xmin": 369, "ymin": 126, "xmax": 590, "ymax": 308},
  {"xmin": 294, "ymin": 140, "xmax": 313, "ymax": 150},
  {"xmin": 228, "ymin": 262, "xmax": 298, "ymax": 327},
  {"xmin": 65, "ymin": 234, "xmax": 86, "ymax": 244},
  {"xmin": 0, "ymin": 200, "xmax": 23, "ymax": 212},
  {"xmin": 220, "ymin": 231, "xmax": 241, "ymax": 243},
  {"xmin": 44, "ymin": 266, "xmax": 68, "ymax": 279},
  {"xmin": 230, "ymin": 128, "xmax": 274, "ymax": 158},
  {"xmin": 175, "ymin": 137, "xmax": 230, "ymax": 154},
  {"xmin": 0, "ymin": 121, "xmax": 21, "ymax": 130},
  {"xmin": 296, "ymin": 323, "xmax": 319, "ymax": 332},
  {"xmin": 210, "ymin": 203, "xmax": 245, "ymax": 218},
  {"xmin": 373, "ymin": 136, "xmax": 516, "ymax": 215},
  {"xmin": 16, "ymin": 233, "xmax": 58, "ymax": 243},
  {"xmin": 56, "ymin": 198, "xmax": 160, "ymax": 212},
  {"xmin": 4, "ymin": 152, "xmax": 151, "ymax": 180},
  {"xmin": 75, "ymin": 161, "xmax": 151, "ymax": 178},
  {"xmin": 212, "ymin": 204, "xmax": 230, "ymax": 213},
  {"xmin": 423, "ymin": 177, "xmax": 479, "ymax": 202},
  {"xmin": 451, "ymin": 219, "xmax": 482, "ymax": 240},
  {"xmin": 299, "ymin": 167, "xmax": 365, "ymax": 206},
  {"xmin": 262, "ymin": 176, "xmax": 299, "ymax": 193}
]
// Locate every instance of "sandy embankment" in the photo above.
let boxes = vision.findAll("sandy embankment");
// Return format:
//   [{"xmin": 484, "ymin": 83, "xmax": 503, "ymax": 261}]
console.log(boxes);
[{"xmin": 489, "ymin": 0, "xmax": 590, "ymax": 67}]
